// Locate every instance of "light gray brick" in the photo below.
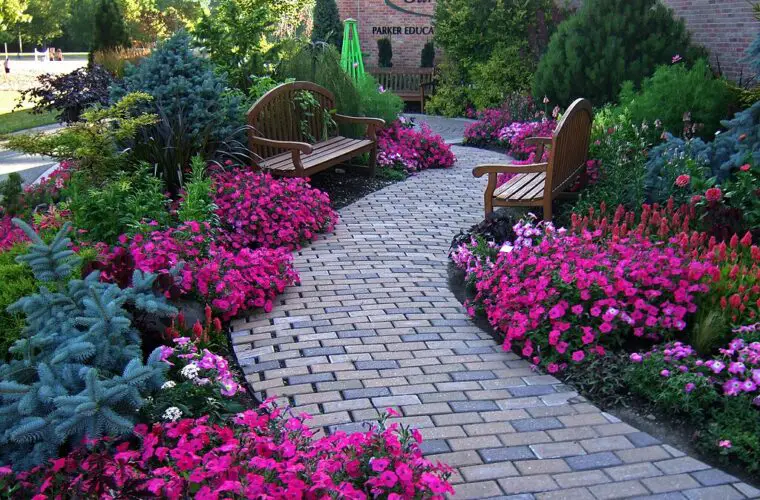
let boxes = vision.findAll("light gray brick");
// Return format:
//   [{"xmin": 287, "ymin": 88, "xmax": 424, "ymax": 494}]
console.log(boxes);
[
  {"xmin": 459, "ymin": 462, "xmax": 520, "ymax": 482},
  {"xmin": 643, "ymin": 473, "xmax": 701, "ymax": 493}
]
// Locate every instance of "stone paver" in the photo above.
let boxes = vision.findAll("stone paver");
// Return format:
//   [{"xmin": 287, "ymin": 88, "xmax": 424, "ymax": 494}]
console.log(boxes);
[{"xmin": 231, "ymin": 118, "xmax": 756, "ymax": 497}]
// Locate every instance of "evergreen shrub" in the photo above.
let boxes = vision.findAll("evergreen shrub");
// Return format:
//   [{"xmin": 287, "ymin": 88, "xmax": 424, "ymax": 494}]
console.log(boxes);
[
  {"xmin": 617, "ymin": 59, "xmax": 735, "ymax": 139},
  {"xmin": 92, "ymin": 0, "xmax": 130, "ymax": 52},
  {"xmin": 0, "ymin": 245, "xmax": 36, "ymax": 361},
  {"xmin": 112, "ymin": 31, "xmax": 245, "ymax": 193},
  {"xmin": 311, "ymin": 0, "xmax": 343, "ymax": 49},
  {"xmin": 0, "ymin": 221, "xmax": 175, "ymax": 469},
  {"xmin": 533, "ymin": 0, "xmax": 705, "ymax": 106},
  {"xmin": 377, "ymin": 38, "xmax": 393, "ymax": 68}
]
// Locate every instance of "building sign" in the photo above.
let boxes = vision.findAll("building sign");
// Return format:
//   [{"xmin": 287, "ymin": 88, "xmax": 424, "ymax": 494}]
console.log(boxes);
[{"xmin": 336, "ymin": 0, "xmax": 437, "ymax": 67}]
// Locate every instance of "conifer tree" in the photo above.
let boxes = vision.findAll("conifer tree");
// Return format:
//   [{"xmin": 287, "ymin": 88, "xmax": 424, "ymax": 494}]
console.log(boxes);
[
  {"xmin": 533, "ymin": 0, "xmax": 705, "ymax": 106},
  {"xmin": 92, "ymin": 0, "xmax": 130, "ymax": 51},
  {"xmin": 0, "ymin": 220, "xmax": 175, "ymax": 469},
  {"xmin": 311, "ymin": 0, "xmax": 343, "ymax": 49}
]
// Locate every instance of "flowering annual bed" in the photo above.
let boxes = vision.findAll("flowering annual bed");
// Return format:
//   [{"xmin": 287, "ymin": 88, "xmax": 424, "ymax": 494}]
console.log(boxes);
[
  {"xmin": 99, "ymin": 222, "xmax": 299, "ymax": 319},
  {"xmin": 8, "ymin": 405, "xmax": 454, "ymax": 499},
  {"xmin": 212, "ymin": 169, "xmax": 338, "ymax": 251},
  {"xmin": 377, "ymin": 119, "xmax": 456, "ymax": 173}
]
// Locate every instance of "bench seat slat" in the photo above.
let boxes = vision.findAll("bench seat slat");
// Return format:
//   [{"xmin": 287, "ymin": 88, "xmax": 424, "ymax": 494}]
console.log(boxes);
[{"xmin": 259, "ymin": 136, "xmax": 374, "ymax": 176}]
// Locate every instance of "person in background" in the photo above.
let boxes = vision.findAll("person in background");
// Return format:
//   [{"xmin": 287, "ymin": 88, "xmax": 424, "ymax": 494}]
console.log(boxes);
[
  {"xmin": 3, "ymin": 57, "xmax": 9, "ymax": 82},
  {"xmin": 56, "ymin": 48, "xmax": 63, "ymax": 61}
]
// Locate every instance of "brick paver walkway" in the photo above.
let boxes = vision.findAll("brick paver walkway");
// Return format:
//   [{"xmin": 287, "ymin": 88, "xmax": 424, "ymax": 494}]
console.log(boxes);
[{"xmin": 230, "ymin": 143, "xmax": 758, "ymax": 499}]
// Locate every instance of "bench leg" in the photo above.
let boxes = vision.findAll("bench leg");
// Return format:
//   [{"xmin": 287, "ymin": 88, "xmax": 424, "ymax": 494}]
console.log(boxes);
[{"xmin": 366, "ymin": 146, "xmax": 377, "ymax": 177}]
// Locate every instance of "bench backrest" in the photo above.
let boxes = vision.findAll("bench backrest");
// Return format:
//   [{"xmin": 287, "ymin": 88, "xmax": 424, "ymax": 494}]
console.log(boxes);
[
  {"xmin": 368, "ymin": 67, "xmax": 435, "ymax": 93},
  {"xmin": 546, "ymin": 98, "xmax": 593, "ymax": 195},
  {"xmin": 247, "ymin": 81, "xmax": 337, "ymax": 159}
]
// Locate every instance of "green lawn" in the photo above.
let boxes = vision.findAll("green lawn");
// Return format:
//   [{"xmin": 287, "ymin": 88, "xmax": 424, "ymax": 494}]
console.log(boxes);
[{"xmin": 0, "ymin": 90, "xmax": 58, "ymax": 135}]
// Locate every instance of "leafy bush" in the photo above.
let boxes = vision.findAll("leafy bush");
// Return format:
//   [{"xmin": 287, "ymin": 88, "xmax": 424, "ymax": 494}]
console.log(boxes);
[
  {"xmin": 17, "ymin": 65, "xmax": 113, "ymax": 123},
  {"xmin": 434, "ymin": 0, "xmax": 556, "ymax": 114},
  {"xmin": 0, "ymin": 173, "xmax": 24, "ymax": 216},
  {"xmin": 643, "ymin": 134, "xmax": 714, "ymax": 205},
  {"xmin": 356, "ymin": 75, "xmax": 403, "ymax": 124},
  {"xmin": 377, "ymin": 37, "xmax": 393, "ymax": 67},
  {"xmin": 311, "ymin": 0, "xmax": 343, "ymax": 49},
  {"xmin": 64, "ymin": 165, "xmax": 171, "ymax": 244},
  {"xmin": 533, "ymin": 0, "xmax": 705, "ymax": 106},
  {"xmin": 177, "ymin": 156, "xmax": 217, "ymax": 225},
  {"xmin": 10, "ymin": 405, "xmax": 454, "ymax": 497},
  {"xmin": 0, "ymin": 245, "xmax": 36, "ymax": 361},
  {"xmin": 724, "ymin": 163, "xmax": 760, "ymax": 232},
  {"xmin": 617, "ymin": 59, "xmax": 735, "ymax": 139},
  {"xmin": 92, "ymin": 0, "xmax": 130, "ymax": 52},
  {"xmin": 212, "ymin": 168, "xmax": 338, "ymax": 251},
  {"xmin": 0, "ymin": 221, "xmax": 174, "ymax": 469},
  {"xmin": 112, "ymin": 31, "xmax": 245, "ymax": 193},
  {"xmin": 4, "ymin": 93, "xmax": 157, "ymax": 182},
  {"xmin": 421, "ymin": 41, "xmax": 435, "ymax": 68}
]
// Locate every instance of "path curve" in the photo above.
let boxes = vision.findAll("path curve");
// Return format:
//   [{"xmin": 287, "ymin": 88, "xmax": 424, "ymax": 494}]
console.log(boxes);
[{"xmin": 231, "ymin": 141, "xmax": 757, "ymax": 499}]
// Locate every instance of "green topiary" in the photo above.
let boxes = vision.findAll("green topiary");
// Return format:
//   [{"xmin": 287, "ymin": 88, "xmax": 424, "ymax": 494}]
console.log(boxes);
[
  {"xmin": 0, "ymin": 221, "xmax": 176, "ymax": 470},
  {"xmin": 111, "ymin": 31, "xmax": 245, "ymax": 194},
  {"xmin": 311, "ymin": 0, "xmax": 343, "ymax": 49},
  {"xmin": 92, "ymin": 0, "xmax": 130, "ymax": 52},
  {"xmin": 533, "ymin": 0, "xmax": 705, "ymax": 106},
  {"xmin": 377, "ymin": 38, "xmax": 393, "ymax": 68},
  {"xmin": 421, "ymin": 41, "xmax": 435, "ymax": 68},
  {"xmin": 617, "ymin": 59, "xmax": 735, "ymax": 139}
]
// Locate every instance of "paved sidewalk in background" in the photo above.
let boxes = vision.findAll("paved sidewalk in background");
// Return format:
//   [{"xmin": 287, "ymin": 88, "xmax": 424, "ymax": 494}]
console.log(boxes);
[
  {"xmin": 0, "ymin": 123, "xmax": 62, "ymax": 186},
  {"xmin": 231, "ymin": 121, "xmax": 758, "ymax": 498},
  {"xmin": 406, "ymin": 113, "xmax": 476, "ymax": 144}
]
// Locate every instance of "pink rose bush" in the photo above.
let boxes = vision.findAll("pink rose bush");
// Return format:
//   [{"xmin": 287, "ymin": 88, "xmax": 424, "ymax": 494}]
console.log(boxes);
[
  {"xmin": 377, "ymin": 120, "xmax": 456, "ymax": 173},
  {"xmin": 9, "ymin": 405, "xmax": 453, "ymax": 499},
  {"xmin": 212, "ymin": 169, "xmax": 338, "ymax": 251}
]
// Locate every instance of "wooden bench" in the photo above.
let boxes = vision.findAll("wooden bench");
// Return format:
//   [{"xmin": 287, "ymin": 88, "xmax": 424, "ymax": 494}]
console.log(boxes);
[
  {"xmin": 368, "ymin": 67, "xmax": 435, "ymax": 113},
  {"xmin": 247, "ymin": 81, "xmax": 385, "ymax": 177},
  {"xmin": 473, "ymin": 98, "xmax": 593, "ymax": 221}
]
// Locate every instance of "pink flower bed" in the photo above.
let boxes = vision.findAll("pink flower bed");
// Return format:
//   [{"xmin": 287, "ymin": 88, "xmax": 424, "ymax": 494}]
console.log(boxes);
[
  {"xmin": 212, "ymin": 169, "xmax": 338, "ymax": 251},
  {"xmin": 459, "ymin": 218, "xmax": 716, "ymax": 371},
  {"xmin": 497, "ymin": 119, "xmax": 557, "ymax": 159},
  {"xmin": 99, "ymin": 222, "xmax": 299, "ymax": 319},
  {"xmin": 377, "ymin": 120, "xmax": 456, "ymax": 173},
  {"xmin": 0, "ymin": 216, "xmax": 28, "ymax": 251},
  {"xmin": 463, "ymin": 108, "xmax": 515, "ymax": 146},
  {"xmin": 9, "ymin": 405, "xmax": 454, "ymax": 499}
]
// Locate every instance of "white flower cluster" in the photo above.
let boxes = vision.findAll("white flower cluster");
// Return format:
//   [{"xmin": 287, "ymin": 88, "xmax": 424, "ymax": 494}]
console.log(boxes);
[
  {"xmin": 161, "ymin": 380, "xmax": 177, "ymax": 390},
  {"xmin": 180, "ymin": 364, "xmax": 200, "ymax": 380},
  {"xmin": 162, "ymin": 406, "xmax": 182, "ymax": 422}
]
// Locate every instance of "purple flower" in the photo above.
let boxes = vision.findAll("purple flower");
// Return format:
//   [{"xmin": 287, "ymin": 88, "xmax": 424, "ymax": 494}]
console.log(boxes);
[{"xmin": 684, "ymin": 382, "xmax": 696, "ymax": 393}]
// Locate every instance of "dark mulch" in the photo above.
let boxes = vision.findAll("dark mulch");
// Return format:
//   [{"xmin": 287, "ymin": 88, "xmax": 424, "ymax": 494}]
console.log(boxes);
[{"xmin": 308, "ymin": 167, "xmax": 401, "ymax": 210}]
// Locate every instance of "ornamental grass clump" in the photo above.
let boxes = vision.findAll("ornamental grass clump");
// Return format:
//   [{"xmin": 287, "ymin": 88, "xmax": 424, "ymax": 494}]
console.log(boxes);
[
  {"xmin": 9, "ymin": 404, "xmax": 454, "ymax": 498},
  {"xmin": 212, "ymin": 168, "xmax": 338, "ymax": 251}
]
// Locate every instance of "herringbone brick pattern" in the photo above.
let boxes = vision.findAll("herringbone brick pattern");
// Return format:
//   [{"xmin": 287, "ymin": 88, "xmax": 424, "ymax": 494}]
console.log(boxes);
[{"xmin": 230, "ymin": 145, "xmax": 758, "ymax": 499}]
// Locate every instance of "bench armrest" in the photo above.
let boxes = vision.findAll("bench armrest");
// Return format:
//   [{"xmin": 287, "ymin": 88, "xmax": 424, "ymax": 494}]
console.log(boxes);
[
  {"xmin": 333, "ymin": 113, "xmax": 385, "ymax": 140},
  {"xmin": 249, "ymin": 136, "xmax": 313, "ymax": 154},
  {"xmin": 473, "ymin": 163, "xmax": 548, "ymax": 177}
]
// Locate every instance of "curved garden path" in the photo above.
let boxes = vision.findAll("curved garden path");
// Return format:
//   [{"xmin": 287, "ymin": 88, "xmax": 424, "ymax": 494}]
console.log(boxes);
[{"xmin": 231, "ymin": 120, "xmax": 758, "ymax": 499}]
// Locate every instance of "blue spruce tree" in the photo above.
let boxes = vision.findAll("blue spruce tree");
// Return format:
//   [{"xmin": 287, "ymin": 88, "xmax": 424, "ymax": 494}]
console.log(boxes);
[{"xmin": 0, "ymin": 220, "xmax": 176, "ymax": 469}]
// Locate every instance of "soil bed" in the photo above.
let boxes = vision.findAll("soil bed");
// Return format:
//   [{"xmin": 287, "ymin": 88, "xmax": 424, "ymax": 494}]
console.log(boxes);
[{"xmin": 308, "ymin": 167, "xmax": 401, "ymax": 210}]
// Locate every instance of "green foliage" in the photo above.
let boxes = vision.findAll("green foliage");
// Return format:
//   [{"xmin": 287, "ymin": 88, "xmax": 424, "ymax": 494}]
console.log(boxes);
[
  {"xmin": 311, "ymin": 0, "xmax": 342, "ymax": 49},
  {"xmin": 561, "ymin": 352, "xmax": 630, "ymax": 409},
  {"xmin": 724, "ymin": 161, "xmax": 760, "ymax": 231},
  {"xmin": 3, "ymin": 93, "xmax": 157, "ymax": 182},
  {"xmin": 421, "ymin": 41, "xmax": 435, "ymax": 68},
  {"xmin": 278, "ymin": 42, "xmax": 362, "ymax": 117},
  {"xmin": 92, "ymin": 0, "xmax": 130, "ymax": 51},
  {"xmin": 469, "ymin": 43, "xmax": 534, "ymax": 110},
  {"xmin": 702, "ymin": 398, "xmax": 760, "ymax": 473},
  {"xmin": 533, "ymin": 0, "xmax": 705, "ymax": 106},
  {"xmin": 617, "ymin": 60, "xmax": 735, "ymax": 139},
  {"xmin": 0, "ymin": 244, "xmax": 36, "ymax": 362},
  {"xmin": 433, "ymin": 0, "xmax": 555, "ymax": 113},
  {"xmin": 356, "ymin": 76, "xmax": 403, "ymax": 125},
  {"xmin": 64, "ymin": 166, "xmax": 171, "ymax": 244},
  {"xmin": 177, "ymin": 156, "xmax": 217, "ymax": 225},
  {"xmin": 112, "ymin": 31, "xmax": 245, "ymax": 193},
  {"xmin": 425, "ymin": 58, "xmax": 470, "ymax": 117},
  {"xmin": 248, "ymin": 75, "xmax": 290, "ymax": 102},
  {"xmin": 0, "ymin": 221, "xmax": 175, "ymax": 469},
  {"xmin": 377, "ymin": 38, "xmax": 393, "ymax": 68},
  {"xmin": 566, "ymin": 106, "xmax": 660, "ymax": 218},
  {"xmin": 0, "ymin": 172, "xmax": 23, "ymax": 216},
  {"xmin": 643, "ymin": 136, "xmax": 715, "ymax": 205}
]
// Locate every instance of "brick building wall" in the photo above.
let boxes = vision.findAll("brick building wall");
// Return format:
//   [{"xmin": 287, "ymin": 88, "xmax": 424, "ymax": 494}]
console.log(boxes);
[
  {"xmin": 335, "ymin": 0, "xmax": 436, "ymax": 68},
  {"xmin": 662, "ymin": 0, "xmax": 758, "ymax": 81}
]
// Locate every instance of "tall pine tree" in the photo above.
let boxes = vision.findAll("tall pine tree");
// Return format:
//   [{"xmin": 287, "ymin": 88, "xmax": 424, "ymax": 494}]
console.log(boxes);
[
  {"xmin": 92, "ymin": 0, "xmax": 130, "ymax": 51},
  {"xmin": 311, "ymin": 0, "xmax": 342, "ymax": 49},
  {"xmin": 533, "ymin": 0, "xmax": 705, "ymax": 106}
]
